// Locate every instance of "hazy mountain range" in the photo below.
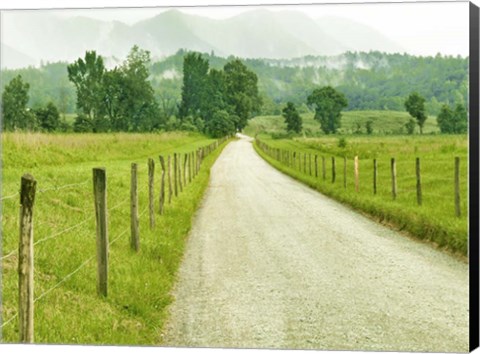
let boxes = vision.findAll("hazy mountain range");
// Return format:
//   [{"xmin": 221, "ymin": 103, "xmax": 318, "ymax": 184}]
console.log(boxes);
[{"xmin": 1, "ymin": 9, "xmax": 403, "ymax": 69}]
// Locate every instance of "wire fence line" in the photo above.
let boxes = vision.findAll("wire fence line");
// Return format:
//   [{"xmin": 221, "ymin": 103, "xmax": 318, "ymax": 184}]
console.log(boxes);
[
  {"xmin": 0, "ymin": 192, "xmax": 19, "ymax": 201},
  {"xmin": 37, "ymin": 179, "xmax": 90, "ymax": 194}
]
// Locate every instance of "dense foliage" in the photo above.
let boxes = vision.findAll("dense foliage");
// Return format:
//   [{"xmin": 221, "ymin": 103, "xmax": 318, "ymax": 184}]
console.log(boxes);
[
  {"xmin": 282, "ymin": 102, "xmax": 302, "ymax": 133},
  {"xmin": 437, "ymin": 103, "xmax": 468, "ymax": 134},
  {"xmin": 404, "ymin": 92, "xmax": 427, "ymax": 134},
  {"xmin": 307, "ymin": 86, "xmax": 348, "ymax": 134}
]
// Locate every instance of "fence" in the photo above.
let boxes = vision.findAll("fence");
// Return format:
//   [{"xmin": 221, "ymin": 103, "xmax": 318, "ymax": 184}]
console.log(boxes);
[
  {"xmin": 255, "ymin": 139, "xmax": 463, "ymax": 218},
  {"xmin": 0, "ymin": 136, "xmax": 229, "ymax": 343}
]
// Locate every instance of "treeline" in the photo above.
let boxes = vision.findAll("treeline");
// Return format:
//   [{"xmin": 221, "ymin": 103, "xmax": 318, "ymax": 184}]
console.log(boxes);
[
  {"xmin": 1, "ymin": 47, "xmax": 261, "ymax": 136},
  {"xmin": 1, "ymin": 50, "xmax": 468, "ymax": 121}
]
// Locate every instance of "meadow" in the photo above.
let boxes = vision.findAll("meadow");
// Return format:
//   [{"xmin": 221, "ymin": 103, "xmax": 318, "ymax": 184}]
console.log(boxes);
[
  {"xmin": 253, "ymin": 133, "xmax": 468, "ymax": 256},
  {"xmin": 1, "ymin": 132, "xmax": 229, "ymax": 344},
  {"xmin": 244, "ymin": 110, "xmax": 440, "ymax": 137}
]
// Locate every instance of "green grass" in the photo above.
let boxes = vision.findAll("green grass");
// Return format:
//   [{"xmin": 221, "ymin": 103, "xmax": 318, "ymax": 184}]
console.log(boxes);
[
  {"xmin": 244, "ymin": 110, "xmax": 440, "ymax": 137},
  {"xmin": 254, "ymin": 134, "xmax": 468, "ymax": 256},
  {"xmin": 1, "ymin": 131, "xmax": 230, "ymax": 344}
]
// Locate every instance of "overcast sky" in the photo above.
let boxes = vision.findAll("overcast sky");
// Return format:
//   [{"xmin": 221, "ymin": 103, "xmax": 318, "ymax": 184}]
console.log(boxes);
[{"xmin": 0, "ymin": 0, "xmax": 471, "ymax": 56}]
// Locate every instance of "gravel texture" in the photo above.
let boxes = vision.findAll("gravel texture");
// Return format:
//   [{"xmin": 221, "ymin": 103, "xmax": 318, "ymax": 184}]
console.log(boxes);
[{"xmin": 160, "ymin": 135, "xmax": 469, "ymax": 352}]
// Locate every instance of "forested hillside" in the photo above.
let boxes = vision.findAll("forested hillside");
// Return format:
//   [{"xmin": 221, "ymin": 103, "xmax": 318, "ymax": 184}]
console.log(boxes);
[{"xmin": 0, "ymin": 50, "xmax": 468, "ymax": 118}]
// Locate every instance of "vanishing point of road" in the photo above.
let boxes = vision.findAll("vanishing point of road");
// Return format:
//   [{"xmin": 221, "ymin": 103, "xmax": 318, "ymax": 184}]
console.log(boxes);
[{"xmin": 161, "ymin": 135, "xmax": 468, "ymax": 352}]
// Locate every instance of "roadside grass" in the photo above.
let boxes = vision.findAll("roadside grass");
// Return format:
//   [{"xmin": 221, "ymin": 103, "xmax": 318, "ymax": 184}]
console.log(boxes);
[
  {"xmin": 1, "ymin": 131, "xmax": 229, "ymax": 344},
  {"xmin": 244, "ymin": 110, "xmax": 439, "ymax": 137},
  {"xmin": 253, "ymin": 134, "xmax": 468, "ymax": 256}
]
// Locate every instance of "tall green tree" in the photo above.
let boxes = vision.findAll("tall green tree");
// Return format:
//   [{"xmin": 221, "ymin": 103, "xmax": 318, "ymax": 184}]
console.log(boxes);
[
  {"xmin": 307, "ymin": 86, "xmax": 348, "ymax": 134},
  {"xmin": 178, "ymin": 52, "xmax": 209, "ymax": 120},
  {"xmin": 437, "ymin": 104, "xmax": 454, "ymax": 133},
  {"xmin": 223, "ymin": 59, "xmax": 262, "ymax": 131},
  {"xmin": 67, "ymin": 51, "xmax": 107, "ymax": 131},
  {"xmin": 1, "ymin": 75, "xmax": 36, "ymax": 131},
  {"xmin": 35, "ymin": 102, "xmax": 60, "ymax": 132},
  {"xmin": 119, "ymin": 46, "xmax": 160, "ymax": 131},
  {"xmin": 282, "ymin": 102, "xmax": 302, "ymax": 133},
  {"xmin": 404, "ymin": 92, "xmax": 427, "ymax": 134}
]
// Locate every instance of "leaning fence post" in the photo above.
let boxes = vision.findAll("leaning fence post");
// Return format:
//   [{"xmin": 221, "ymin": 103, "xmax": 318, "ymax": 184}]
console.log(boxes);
[
  {"xmin": 19, "ymin": 174, "xmax": 36, "ymax": 343},
  {"xmin": 168, "ymin": 155, "xmax": 173, "ymax": 203},
  {"xmin": 322, "ymin": 156, "xmax": 326, "ymax": 181},
  {"xmin": 178, "ymin": 153, "xmax": 183, "ymax": 193},
  {"xmin": 391, "ymin": 158, "xmax": 397, "ymax": 200},
  {"xmin": 159, "ymin": 156, "xmax": 166, "ymax": 214},
  {"xmin": 416, "ymin": 157, "xmax": 422, "ymax": 206},
  {"xmin": 455, "ymin": 157, "xmax": 461, "ymax": 217},
  {"xmin": 188, "ymin": 152, "xmax": 192, "ymax": 183},
  {"xmin": 148, "ymin": 158, "xmax": 155, "ymax": 229},
  {"xmin": 130, "ymin": 163, "xmax": 139, "ymax": 252},
  {"xmin": 315, "ymin": 155, "xmax": 318, "ymax": 178},
  {"xmin": 93, "ymin": 168, "xmax": 108, "ymax": 298},
  {"xmin": 183, "ymin": 154, "xmax": 188, "ymax": 187}
]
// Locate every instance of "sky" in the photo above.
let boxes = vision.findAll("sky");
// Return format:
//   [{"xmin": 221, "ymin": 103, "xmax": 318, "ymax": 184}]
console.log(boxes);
[{"xmin": 0, "ymin": 0, "xmax": 471, "ymax": 57}]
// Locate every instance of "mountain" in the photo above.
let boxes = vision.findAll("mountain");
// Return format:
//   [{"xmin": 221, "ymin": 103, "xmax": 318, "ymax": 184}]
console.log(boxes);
[
  {"xmin": 1, "ymin": 9, "xmax": 404, "ymax": 69},
  {"xmin": 1, "ymin": 44, "xmax": 37, "ymax": 69}
]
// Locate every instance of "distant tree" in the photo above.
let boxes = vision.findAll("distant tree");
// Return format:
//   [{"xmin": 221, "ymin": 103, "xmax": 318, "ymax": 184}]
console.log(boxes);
[
  {"xmin": 365, "ymin": 120, "xmax": 373, "ymax": 135},
  {"xmin": 178, "ymin": 52, "xmax": 209, "ymax": 120},
  {"xmin": 223, "ymin": 59, "xmax": 262, "ymax": 131},
  {"xmin": 1, "ymin": 75, "xmax": 36, "ymax": 131},
  {"xmin": 73, "ymin": 114, "xmax": 93, "ymax": 133},
  {"xmin": 404, "ymin": 92, "xmax": 427, "ymax": 134},
  {"xmin": 206, "ymin": 110, "xmax": 235, "ymax": 138},
  {"xmin": 452, "ymin": 103, "xmax": 468, "ymax": 134},
  {"xmin": 405, "ymin": 118, "xmax": 416, "ymax": 135},
  {"xmin": 67, "ymin": 51, "xmax": 107, "ymax": 132},
  {"xmin": 282, "ymin": 102, "xmax": 302, "ymax": 133},
  {"xmin": 35, "ymin": 102, "xmax": 60, "ymax": 132},
  {"xmin": 307, "ymin": 86, "xmax": 348, "ymax": 134},
  {"xmin": 437, "ymin": 103, "xmax": 467, "ymax": 134}
]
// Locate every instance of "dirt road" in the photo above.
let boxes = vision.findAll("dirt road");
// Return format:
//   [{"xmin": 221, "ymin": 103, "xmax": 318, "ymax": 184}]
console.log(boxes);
[{"xmin": 161, "ymin": 135, "xmax": 468, "ymax": 352}]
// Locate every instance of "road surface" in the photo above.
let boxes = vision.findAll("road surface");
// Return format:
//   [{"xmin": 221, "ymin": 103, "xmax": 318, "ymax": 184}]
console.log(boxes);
[{"xmin": 161, "ymin": 135, "xmax": 468, "ymax": 352}]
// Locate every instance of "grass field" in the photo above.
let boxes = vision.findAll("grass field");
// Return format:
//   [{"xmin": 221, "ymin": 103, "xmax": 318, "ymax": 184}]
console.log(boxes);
[
  {"xmin": 254, "ymin": 134, "xmax": 468, "ymax": 256},
  {"xmin": 244, "ymin": 110, "xmax": 440, "ymax": 137},
  {"xmin": 1, "ymin": 131, "xmax": 229, "ymax": 344}
]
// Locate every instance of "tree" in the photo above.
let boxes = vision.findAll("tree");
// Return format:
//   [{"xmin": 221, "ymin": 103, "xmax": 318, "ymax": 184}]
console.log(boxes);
[
  {"xmin": 1, "ymin": 75, "xmax": 36, "ymax": 131},
  {"xmin": 365, "ymin": 120, "xmax": 373, "ymax": 135},
  {"xmin": 178, "ymin": 52, "xmax": 209, "ymax": 120},
  {"xmin": 206, "ymin": 110, "xmax": 235, "ymax": 138},
  {"xmin": 405, "ymin": 118, "xmax": 416, "ymax": 135},
  {"xmin": 67, "ymin": 51, "xmax": 107, "ymax": 132},
  {"xmin": 35, "ymin": 102, "xmax": 60, "ymax": 132},
  {"xmin": 437, "ymin": 103, "xmax": 468, "ymax": 134},
  {"xmin": 307, "ymin": 86, "xmax": 348, "ymax": 134},
  {"xmin": 282, "ymin": 102, "xmax": 302, "ymax": 133},
  {"xmin": 404, "ymin": 92, "xmax": 427, "ymax": 134},
  {"xmin": 223, "ymin": 59, "xmax": 262, "ymax": 131}
]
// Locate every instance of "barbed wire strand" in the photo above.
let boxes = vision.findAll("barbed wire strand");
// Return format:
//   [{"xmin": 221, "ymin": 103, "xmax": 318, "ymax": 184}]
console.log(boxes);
[
  {"xmin": 0, "ymin": 249, "xmax": 17, "ymax": 261},
  {"xmin": 0, "ymin": 192, "xmax": 19, "ymax": 201},
  {"xmin": 33, "ymin": 218, "xmax": 93, "ymax": 247},
  {"xmin": 0, "ymin": 313, "xmax": 18, "ymax": 329},
  {"xmin": 37, "ymin": 179, "xmax": 90, "ymax": 194}
]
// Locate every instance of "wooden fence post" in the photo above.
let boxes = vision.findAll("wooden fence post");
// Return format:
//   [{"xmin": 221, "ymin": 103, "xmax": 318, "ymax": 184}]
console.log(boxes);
[
  {"xmin": 322, "ymin": 156, "xmax": 326, "ymax": 181},
  {"xmin": 416, "ymin": 157, "xmax": 422, "ymax": 206},
  {"xmin": 178, "ymin": 153, "xmax": 183, "ymax": 193},
  {"xmin": 188, "ymin": 152, "xmax": 192, "ymax": 183},
  {"xmin": 332, "ymin": 157, "xmax": 336, "ymax": 183},
  {"xmin": 293, "ymin": 152, "xmax": 296, "ymax": 169},
  {"xmin": 391, "ymin": 158, "xmax": 397, "ymax": 200},
  {"xmin": 303, "ymin": 153, "xmax": 307, "ymax": 173},
  {"xmin": 373, "ymin": 159, "xmax": 377, "ymax": 195},
  {"xmin": 343, "ymin": 156, "xmax": 347, "ymax": 189},
  {"xmin": 183, "ymin": 154, "xmax": 188, "ymax": 187},
  {"xmin": 148, "ymin": 158, "xmax": 155, "ymax": 229},
  {"xmin": 159, "ymin": 156, "xmax": 165, "ymax": 214},
  {"xmin": 130, "ymin": 163, "xmax": 139, "ymax": 252},
  {"xmin": 18, "ymin": 174, "xmax": 36, "ymax": 343},
  {"xmin": 173, "ymin": 153, "xmax": 178, "ymax": 197},
  {"xmin": 354, "ymin": 156, "xmax": 359, "ymax": 193},
  {"xmin": 315, "ymin": 155, "xmax": 318, "ymax": 178},
  {"xmin": 93, "ymin": 168, "xmax": 108, "ymax": 298},
  {"xmin": 309, "ymin": 154, "xmax": 312, "ymax": 176},
  {"xmin": 455, "ymin": 156, "xmax": 461, "ymax": 217},
  {"xmin": 168, "ymin": 155, "xmax": 172, "ymax": 203}
]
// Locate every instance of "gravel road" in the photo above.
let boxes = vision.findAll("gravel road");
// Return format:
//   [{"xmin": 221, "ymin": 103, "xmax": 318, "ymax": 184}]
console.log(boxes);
[{"xmin": 160, "ymin": 135, "xmax": 469, "ymax": 352}]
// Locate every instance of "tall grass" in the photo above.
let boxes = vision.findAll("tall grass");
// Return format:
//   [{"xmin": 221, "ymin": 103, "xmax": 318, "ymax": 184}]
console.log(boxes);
[
  {"xmin": 254, "ymin": 134, "xmax": 468, "ymax": 257},
  {"xmin": 1, "ymin": 131, "xmax": 229, "ymax": 344}
]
